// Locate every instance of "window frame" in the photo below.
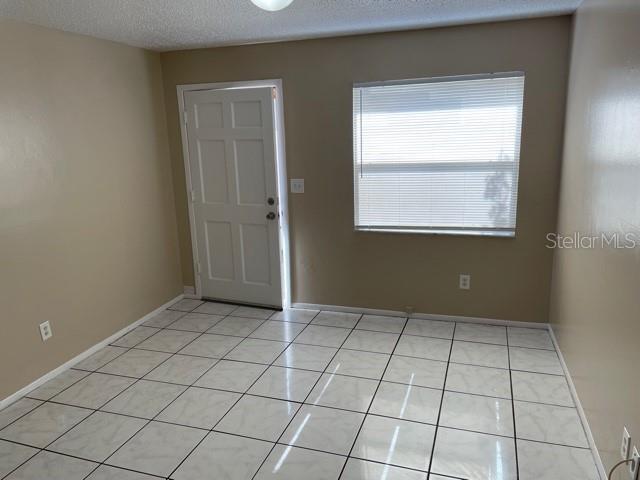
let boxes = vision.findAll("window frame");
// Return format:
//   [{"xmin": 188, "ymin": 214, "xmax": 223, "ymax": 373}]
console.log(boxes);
[{"xmin": 352, "ymin": 71, "xmax": 525, "ymax": 238}]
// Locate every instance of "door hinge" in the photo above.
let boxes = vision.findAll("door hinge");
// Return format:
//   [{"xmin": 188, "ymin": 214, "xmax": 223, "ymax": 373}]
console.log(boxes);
[
  {"xmin": 184, "ymin": 111, "xmax": 188, "ymax": 126},
  {"xmin": 272, "ymin": 87, "xmax": 277, "ymax": 99},
  {"xmin": 190, "ymin": 189, "xmax": 195, "ymax": 202},
  {"xmin": 196, "ymin": 262, "xmax": 201, "ymax": 275}
]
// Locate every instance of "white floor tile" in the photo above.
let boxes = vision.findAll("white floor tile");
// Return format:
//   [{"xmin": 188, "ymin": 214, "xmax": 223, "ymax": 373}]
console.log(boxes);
[
  {"xmin": 352, "ymin": 415, "xmax": 435, "ymax": 471},
  {"xmin": 0, "ymin": 403, "xmax": 92, "ymax": 448},
  {"xmin": 168, "ymin": 298, "xmax": 204, "ymax": 312},
  {"xmin": 111, "ymin": 326, "xmax": 160, "ymax": 348},
  {"xmin": 143, "ymin": 309, "xmax": 186, "ymax": 328},
  {"xmin": 225, "ymin": 338, "xmax": 289, "ymax": 364},
  {"xmin": 0, "ymin": 302, "xmax": 603, "ymax": 480},
  {"xmin": 0, "ymin": 439, "xmax": 38, "ymax": 478},
  {"xmin": 369, "ymin": 381, "xmax": 441, "ymax": 424},
  {"xmin": 135, "ymin": 329, "xmax": 200, "ymax": 353},
  {"xmin": 509, "ymin": 347, "xmax": 563, "ymax": 375},
  {"xmin": 341, "ymin": 458, "xmax": 428, "ymax": 480},
  {"xmin": 450, "ymin": 341, "xmax": 509, "ymax": 369},
  {"xmin": 326, "ymin": 349, "xmax": 390, "ymax": 379},
  {"xmin": 156, "ymin": 387, "xmax": 240, "ymax": 429},
  {"xmin": 311, "ymin": 311, "xmax": 361, "ymax": 328},
  {"xmin": 514, "ymin": 401, "xmax": 588, "ymax": 447},
  {"xmin": 194, "ymin": 359, "xmax": 267, "ymax": 392},
  {"xmin": 230, "ymin": 306, "xmax": 275, "ymax": 319},
  {"xmin": 342, "ymin": 330, "xmax": 400, "ymax": 354},
  {"xmin": 86, "ymin": 465, "xmax": 158, "ymax": 480},
  {"xmin": 431, "ymin": 427, "xmax": 517, "ymax": 480},
  {"xmin": 511, "ymin": 371, "xmax": 573, "ymax": 406},
  {"xmin": 0, "ymin": 399, "xmax": 43, "ymax": 430},
  {"xmin": 383, "ymin": 356, "xmax": 447, "ymax": 389},
  {"xmin": 517, "ymin": 439, "xmax": 599, "ymax": 480},
  {"xmin": 255, "ymin": 445, "xmax": 345, "ymax": 480},
  {"xmin": 207, "ymin": 316, "xmax": 265, "ymax": 336},
  {"xmin": 178, "ymin": 333, "xmax": 243, "ymax": 358},
  {"xmin": 403, "ymin": 319, "xmax": 454, "ymax": 339},
  {"xmin": 440, "ymin": 391, "xmax": 514, "ymax": 437},
  {"xmin": 248, "ymin": 366, "xmax": 321, "ymax": 402},
  {"xmin": 249, "ymin": 320, "xmax": 307, "ymax": 342},
  {"xmin": 101, "ymin": 380, "xmax": 186, "ymax": 419},
  {"xmin": 193, "ymin": 301, "xmax": 238, "ymax": 316},
  {"xmin": 308, "ymin": 373, "xmax": 378, "ymax": 412},
  {"xmin": 172, "ymin": 432, "xmax": 272, "ymax": 480},
  {"xmin": 454, "ymin": 324, "xmax": 507, "ymax": 345},
  {"xmin": 274, "ymin": 343, "xmax": 338, "ymax": 371},
  {"xmin": 98, "ymin": 349, "xmax": 172, "ymax": 378},
  {"xmin": 216, "ymin": 395, "xmax": 299, "ymax": 442},
  {"xmin": 270, "ymin": 308, "xmax": 319, "ymax": 324},
  {"xmin": 280, "ymin": 404, "xmax": 364, "ymax": 455},
  {"xmin": 26, "ymin": 369, "xmax": 89, "ymax": 400},
  {"xmin": 356, "ymin": 315, "xmax": 407, "ymax": 334},
  {"xmin": 508, "ymin": 327, "xmax": 555, "ymax": 350},
  {"xmin": 143, "ymin": 354, "xmax": 217, "ymax": 385},
  {"xmin": 394, "ymin": 335, "xmax": 451, "ymax": 361},
  {"xmin": 166, "ymin": 312, "xmax": 224, "ymax": 332},
  {"xmin": 73, "ymin": 346, "xmax": 128, "ymax": 372},
  {"xmin": 49, "ymin": 411, "xmax": 146, "ymax": 462},
  {"xmin": 52, "ymin": 373, "xmax": 135, "ymax": 409},
  {"xmin": 107, "ymin": 421, "xmax": 206, "ymax": 477},
  {"xmin": 4, "ymin": 451, "xmax": 97, "ymax": 480},
  {"xmin": 294, "ymin": 325, "xmax": 351, "ymax": 348},
  {"xmin": 445, "ymin": 363, "xmax": 512, "ymax": 399}
]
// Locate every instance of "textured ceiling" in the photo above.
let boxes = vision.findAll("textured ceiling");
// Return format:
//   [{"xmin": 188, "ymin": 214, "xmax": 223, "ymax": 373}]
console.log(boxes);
[{"xmin": 0, "ymin": 0, "xmax": 582, "ymax": 51}]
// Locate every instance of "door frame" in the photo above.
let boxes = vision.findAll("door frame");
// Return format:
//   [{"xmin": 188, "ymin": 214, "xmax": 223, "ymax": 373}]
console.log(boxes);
[{"xmin": 176, "ymin": 79, "xmax": 291, "ymax": 308}]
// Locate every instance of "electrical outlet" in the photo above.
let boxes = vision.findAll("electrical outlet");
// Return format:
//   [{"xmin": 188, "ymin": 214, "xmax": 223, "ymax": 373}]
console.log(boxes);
[
  {"xmin": 39, "ymin": 321, "xmax": 53, "ymax": 341},
  {"xmin": 622, "ymin": 427, "xmax": 632, "ymax": 460},
  {"xmin": 290, "ymin": 179, "xmax": 305, "ymax": 194},
  {"xmin": 630, "ymin": 446, "xmax": 640, "ymax": 480},
  {"xmin": 459, "ymin": 274, "xmax": 471, "ymax": 290}
]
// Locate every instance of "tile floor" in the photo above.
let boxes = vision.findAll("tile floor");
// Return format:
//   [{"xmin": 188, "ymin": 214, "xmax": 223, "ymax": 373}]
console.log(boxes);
[{"xmin": 0, "ymin": 299, "xmax": 602, "ymax": 480}]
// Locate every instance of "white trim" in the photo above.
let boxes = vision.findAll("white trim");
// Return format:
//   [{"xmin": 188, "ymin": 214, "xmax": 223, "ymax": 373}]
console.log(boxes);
[
  {"xmin": 291, "ymin": 302, "xmax": 547, "ymax": 329},
  {"xmin": 183, "ymin": 285, "xmax": 199, "ymax": 299},
  {"xmin": 176, "ymin": 79, "xmax": 291, "ymax": 308},
  {"xmin": 548, "ymin": 326, "xmax": 606, "ymax": 480},
  {"xmin": 0, "ymin": 294, "xmax": 184, "ymax": 411}
]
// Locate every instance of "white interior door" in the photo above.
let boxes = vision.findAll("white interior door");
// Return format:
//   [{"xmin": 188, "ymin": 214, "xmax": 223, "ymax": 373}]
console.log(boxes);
[{"xmin": 184, "ymin": 87, "xmax": 282, "ymax": 307}]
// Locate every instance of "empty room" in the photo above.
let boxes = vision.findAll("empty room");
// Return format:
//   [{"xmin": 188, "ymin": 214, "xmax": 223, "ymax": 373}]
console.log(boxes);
[{"xmin": 0, "ymin": 0, "xmax": 638, "ymax": 479}]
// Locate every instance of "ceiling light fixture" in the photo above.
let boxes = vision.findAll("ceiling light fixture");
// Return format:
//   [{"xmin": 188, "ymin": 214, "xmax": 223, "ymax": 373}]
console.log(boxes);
[{"xmin": 250, "ymin": 0, "xmax": 294, "ymax": 12}]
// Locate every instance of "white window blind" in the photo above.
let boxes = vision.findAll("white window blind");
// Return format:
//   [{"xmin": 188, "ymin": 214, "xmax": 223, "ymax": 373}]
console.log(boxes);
[{"xmin": 353, "ymin": 73, "xmax": 525, "ymax": 236}]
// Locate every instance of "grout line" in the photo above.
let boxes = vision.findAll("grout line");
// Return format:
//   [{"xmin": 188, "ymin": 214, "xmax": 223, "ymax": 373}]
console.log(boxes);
[
  {"xmin": 166, "ymin": 309, "xmax": 327, "ymax": 480},
  {"xmin": 246, "ymin": 312, "xmax": 366, "ymax": 480},
  {"xmin": 507, "ymin": 322, "xmax": 521, "ymax": 480},
  {"xmin": 337, "ymin": 316, "xmax": 411, "ymax": 478},
  {"xmin": 425, "ymin": 321, "xmax": 457, "ymax": 479}
]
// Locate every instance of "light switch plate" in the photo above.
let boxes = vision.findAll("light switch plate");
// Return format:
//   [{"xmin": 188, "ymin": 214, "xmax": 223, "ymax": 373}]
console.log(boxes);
[{"xmin": 290, "ymin": 179, "xmax": 304, "ymax": 194}]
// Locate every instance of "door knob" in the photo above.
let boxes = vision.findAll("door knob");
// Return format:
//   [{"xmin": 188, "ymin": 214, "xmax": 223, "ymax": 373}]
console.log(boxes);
[{"xmin": 266, "ymin": 212, "xmax": 276, "ymax": 220}]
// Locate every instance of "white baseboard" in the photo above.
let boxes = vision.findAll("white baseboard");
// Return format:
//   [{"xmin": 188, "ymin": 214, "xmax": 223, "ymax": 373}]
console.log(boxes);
[
  {"xmin": 0, "ymin": 293, "xmax": 184, "ymax": 411},
  {"xmin": 183, "ymin": 286, "xmax": 199, "ymax": 299},
  {"xmin": 291, "ymin": 302, "xmax": 547, "ymax": 329},
  {"xmin": 548, "ymin": 326, "xmax": 606, "ymax": 480}
]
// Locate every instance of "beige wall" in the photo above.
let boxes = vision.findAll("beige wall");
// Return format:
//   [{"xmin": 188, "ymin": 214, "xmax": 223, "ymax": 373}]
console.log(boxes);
[
  {"xmin": 550, "ymin": 0, "xmax": 640, "ymax": 475},
  {"xmin": 0, "ymin": 20, "xmax": 182, "ymax": 399},
  {"xmin": 161, "ymin": 17, "xmax": 571, "ymax": 322}
]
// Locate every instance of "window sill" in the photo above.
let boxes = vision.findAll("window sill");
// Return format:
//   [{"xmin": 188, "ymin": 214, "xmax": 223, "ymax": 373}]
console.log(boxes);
[{"xmin": 355, "ymin": 227, "xmax": 515, "ymax": 238}]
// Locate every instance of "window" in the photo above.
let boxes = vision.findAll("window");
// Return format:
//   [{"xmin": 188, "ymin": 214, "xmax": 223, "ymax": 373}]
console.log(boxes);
[{"xmin": 353, "ymin": 73, "xmax": 525, "ymax": 236}]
